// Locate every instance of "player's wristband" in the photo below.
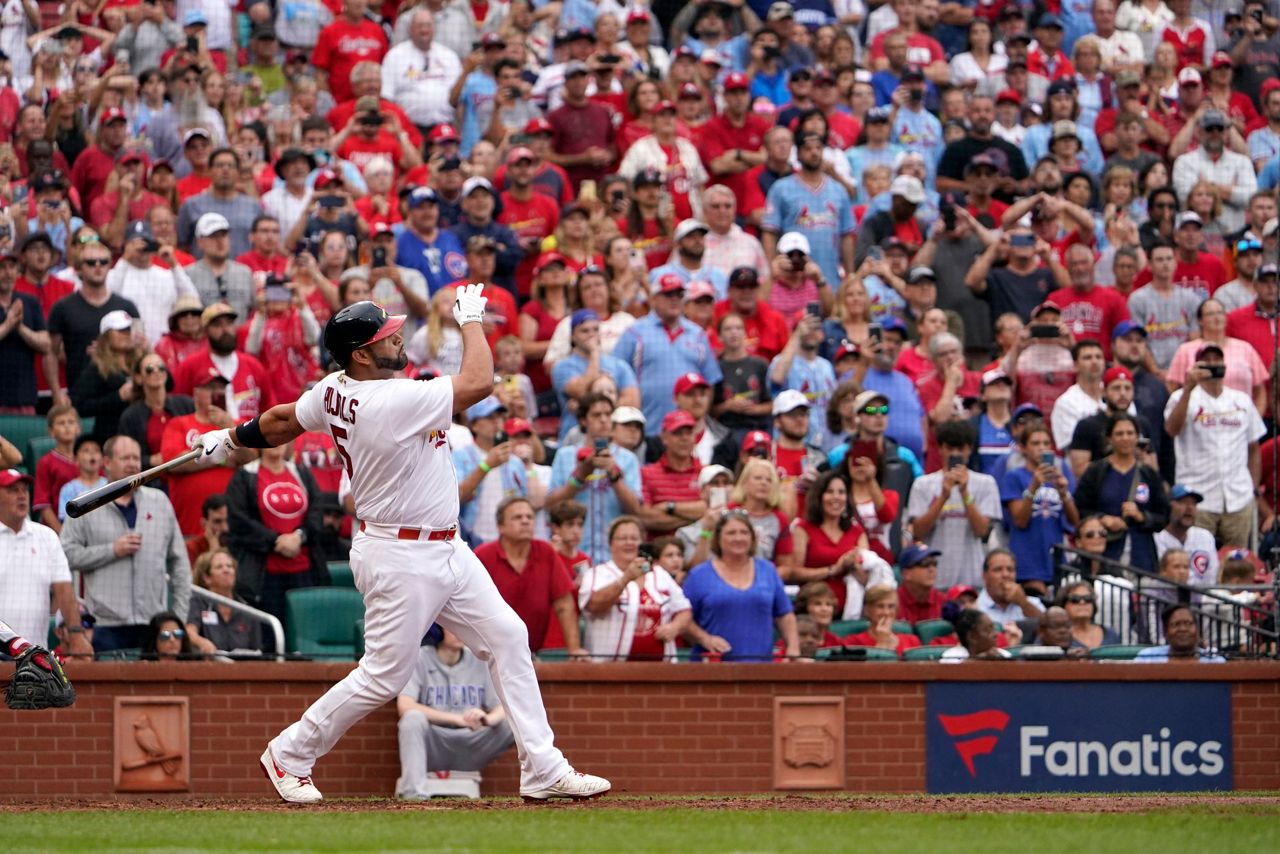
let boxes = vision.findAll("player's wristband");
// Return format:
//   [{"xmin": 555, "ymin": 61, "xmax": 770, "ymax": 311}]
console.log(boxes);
[
  {"xmin": 963, "ymin": 494, "xmax": 975, "ymax": 507},
  {"xmin": 699, "ymin": 529, "xmax": 713, "ymax": 539},
  {"xmin": 478, "ymin": 461, "xmax": 492, "ymax": 474},
  {"xmin": 234, "ymin": 417, "xmax": 270, "ymax": 449},
  {"xmin": 568, "ymin": 476, "xmax": 582, "ymax": 489}
]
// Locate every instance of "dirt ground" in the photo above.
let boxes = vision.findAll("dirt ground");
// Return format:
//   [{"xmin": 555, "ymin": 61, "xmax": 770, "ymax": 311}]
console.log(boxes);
[{"xmin": 0, "ymin": 794, "xmax": 1276, "ymax": 814}]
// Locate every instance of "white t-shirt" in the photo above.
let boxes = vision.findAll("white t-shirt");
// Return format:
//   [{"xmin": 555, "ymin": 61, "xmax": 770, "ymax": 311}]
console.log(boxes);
[
  {"xmin": 295, "ymin": 370, "xmax": 457, "ymax": 527},
  {"xmin": 0, "ymin": 520, "xmax": 71, "ymax": 644},
  {"xmin": 578, "ymin": 561, "xmax": 690, "ymax": 662},
  {"xmin": 1154, "ymin": 526, "xmax": 1221, "ymax": 586},
  {"xmin": 380, "ymin": 40, "xmax": 462, "ymax": 127},
  {"xmin": 1050, "ymin": 383, "xmax": 1105, "ymax": 450},
  {"xmin": 1164, "ymin": 386, "xmax": 1266, "ymax": 514}
]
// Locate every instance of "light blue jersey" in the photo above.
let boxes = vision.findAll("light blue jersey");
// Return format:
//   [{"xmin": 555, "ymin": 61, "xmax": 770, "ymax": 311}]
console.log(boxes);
[{"xmin": 762, "ymin": 174, "xmax": 854, "ymax": 285}]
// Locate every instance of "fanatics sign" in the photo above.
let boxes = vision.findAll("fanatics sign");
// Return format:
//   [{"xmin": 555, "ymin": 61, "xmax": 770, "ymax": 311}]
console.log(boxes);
[{"xmin": 925, "ymin": 683, "xmax": 1232, "ymax": 793}]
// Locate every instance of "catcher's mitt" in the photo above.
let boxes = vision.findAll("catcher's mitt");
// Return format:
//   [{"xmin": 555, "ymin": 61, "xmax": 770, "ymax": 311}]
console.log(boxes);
[{"xmin": 4, "ymin": 646, "xmax": 76, "ymax": 710}]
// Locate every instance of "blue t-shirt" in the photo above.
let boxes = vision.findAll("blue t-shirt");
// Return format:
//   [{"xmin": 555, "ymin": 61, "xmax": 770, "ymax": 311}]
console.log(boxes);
[
  {"xmin": 683, "ymin": 558, "xmax": 792, "ymax": 662},
  {"xmin": 750, "ymin": 67, "xmax": 790, "ymax": 106},
  {"xmin": 790, "ymin": 0, "xmax": 836, "ymax": 31},
  {"xmin": 550, "ymin": 353, "xmax": 639, "ymax": 439},
  {"xmin": 1000, "ymin": 463, "xmax": 1077, "ymax": 583},
  {"xmin": 762, "ymin": 174, "xmax": 855, "ymax": 286},
  {"xmin": 458, "ymin": 70, "xmax": 497, "ymax": 157},
  {"xmin": 395, "ymin": 229, "xmax": 467, "ymax": 295},
  {"xmin": 58, "ymin": 477, "xmax": 105, "ymax": 521},
  {"xmin": 845, "ymin": 145, "xmax": 904, "ymax": 203},
  {"xmin": 975, "ymin": 414, "xmax": 1014, "ymax": 477},
  {"xmin": 548, "ymin": 441, "xmax": 642, "ymax": 565},
  {"xmin": 859, "ymin": 367, "xmax": 925, "ymax": 461}
]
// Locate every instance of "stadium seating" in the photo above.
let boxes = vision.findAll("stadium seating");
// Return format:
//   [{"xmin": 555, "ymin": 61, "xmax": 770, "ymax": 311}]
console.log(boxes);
[
  {"xmin": 914, "ymin": 619, "xmax": 957, "ymax": 644},
  {"xmin": 327, "ymin": 562, "xmax": 355, "ymax": 588},
  {"xmin": 285, "ymin": 588, "xmax": 365, "ymax": 660},
  {"xmin": 353, "ymin": 619, "xmax": 365, "ymax": 659},
  {"xmin": 0, "ymin": 416, "xmax": 50, "ymax": 472},
  {"xmin": 537, "ymin": 648, "xmax": 570, "ymax": 661},
  {"xmin": 1089, "ymin": 645, "xmax": 1151, "ymax": 660},
  {"xmin": 902, "ymin": 646, "xmax": 950, "ymax": 661},
  {"xmin": 892, "ymin": 620, "xmax": 914, "ymax": 635},
  {"xmin": 829, "ymin": 619, "xmax": 867, "ymax": 636}
]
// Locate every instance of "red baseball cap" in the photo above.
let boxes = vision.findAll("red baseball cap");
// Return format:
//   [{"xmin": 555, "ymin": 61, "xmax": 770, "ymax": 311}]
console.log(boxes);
[
  {"xmin": 995, "ymin": 88, "xmax": 1022, "ymax": 105},
  {"xmin": 533, "ymin": 251, "xmax": 567, "ymax": 275},
  {"xmin": 1211, "ymin": 51, "xmax": 1233, "ymax": 69},
  {"xmin": 1030, "ymin": 300, "xmax": 1061, "ymax": 318},
  {"xmin": 1103, "ymin": 365, "xmax": 1133, "ymax": 386},
  {"xmin": 742, "ymin": 430, "xmax": 772, "ymax": 453},
  {"xmin": 101, "ymin": 107, "xmax": 128, "ymax": 124},
  {"xmin": 1263, "ymin": 79, "xmax": 1280, "ymax": 99},
  {"xmin": 946, "ymin": 585, "xmax": 977, "ymax": 602},
  {"xmin": 684, "ymin": 279, "xmax": 716, "ymax": 301},
  {"xmin": 723, "ymin": 72, "xmax": 750, "ymax": 91},
  {"xmin": 0, "ymin": 468, "xmax": 33, "ymax": 488},
  {"xmin": 506, "ymin": 146, "xmax": 535, "ymax": 165},
  {"xmin": 661, "ymin": 409, "xmax": 697, "ymax": 433},
  {"xmin": 649, "ymin": 99, "xmax": 676, "ymax": 115},
  {"xmin": 503, "ymin": 417, "xmax": 533, "ymax": 436},
  {"xmin": 428, "ymin": 123, "xmax": 459, "ymax": 143},
  {"xmin": 651, "ymin": 273, "xmax": 685, "ymax": 296},
  {"xmin": 314, "ymin": 168, "xmax": 342, "ymax": 190},
  {"xmin": 524, "ymin": 117, "xmax": 553, "ymax": 136},
  {"xmin": 678, "ymin": 82, "xmax": 703, "ymax": 100},
  {"xmin": 626, "ymin": 8, "xmax": 649, "ymax": 24},
  {"xmin": 673, "ymin": 372, "xmax": 710, "ymax": 396},
  {"xmin": 370, "ymin": 221, "xmax": 394, "ymax": 236}
]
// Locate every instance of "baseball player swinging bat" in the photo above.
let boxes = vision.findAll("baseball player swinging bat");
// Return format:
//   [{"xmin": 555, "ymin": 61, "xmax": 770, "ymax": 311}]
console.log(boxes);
[{"xmin": 64, "ymin": 448, "xmax": 202, "ymax": 519}]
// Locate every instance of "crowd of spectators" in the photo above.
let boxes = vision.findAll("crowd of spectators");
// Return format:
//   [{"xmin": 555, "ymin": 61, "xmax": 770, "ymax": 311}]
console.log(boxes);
[{"xmin": 2, "ymin": 0, "xmax": 1279, "ymax": 672}]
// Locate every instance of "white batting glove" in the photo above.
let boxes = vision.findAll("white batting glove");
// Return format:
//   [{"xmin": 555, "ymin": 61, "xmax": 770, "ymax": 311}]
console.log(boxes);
[
  {"xmin": 194, "ymin": 429, "xmax": 237, "ymax": 464},
  {"xmin": 453, "ymin": 282, "xmax": 488, "ymax": 327}
]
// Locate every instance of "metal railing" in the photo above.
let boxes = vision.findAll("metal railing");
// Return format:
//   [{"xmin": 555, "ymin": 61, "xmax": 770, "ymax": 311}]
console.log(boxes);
[
  {"xmin": 193, "ymin": 589, "xmax": 286, "ymax": 662},
  {"xmin": 1052, "ymin": 545, "xmax": 1279, "ymax": 659}
]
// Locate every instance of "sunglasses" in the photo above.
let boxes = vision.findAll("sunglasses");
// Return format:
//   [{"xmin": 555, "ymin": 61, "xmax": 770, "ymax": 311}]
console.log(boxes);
[
  {"xmin": 81, "ymin": 258, "xmax": 111, "ymax": 268},
  {"xmin": 77, "ymin": 233, "xmax": 101, "ymax": 245},
  {"xmin": 143, "ymin": 365, "xmax": 167, "ymax": 375},
  {"xmin": 914, "ymin": 560, "xmax": 938, "ymax": 568},
  {"xmin": 157, "ymin": 629, "xmax": 186, "ymax": 641},
  {"xmin": 1067, "ymin": 595, "xmax": 1096, "ymax": 604},
  {"xmin": 860, "ymin": 405, "xmax": 889, "ymax": 415},
  {"xmin": 1078, "ymin": 530, "xmax": 1107, "ymax": 538}
]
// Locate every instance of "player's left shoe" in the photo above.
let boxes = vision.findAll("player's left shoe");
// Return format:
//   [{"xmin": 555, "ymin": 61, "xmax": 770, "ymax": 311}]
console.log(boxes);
[
  {"xmin": 260, "ymin": 748, "xmax": 324, "ymax": 804},
  {"xmin": 521, "ymin": 770, "xmax": 611, "ymax": 802}
]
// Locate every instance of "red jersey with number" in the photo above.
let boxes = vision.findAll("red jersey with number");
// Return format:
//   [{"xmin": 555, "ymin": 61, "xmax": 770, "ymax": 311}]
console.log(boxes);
[
  {"xmin": 257, "ymin": 465, "xmax": 311, "ymax": 575},
  {"xmin": 161, "ymin": 415, "xmax": 235, "ymax": 536},
  {"xmin": 313, "ymin": 18, "xmax": 388, "ymax": 103},
  {"xmin": 1048, "ymin": 285, "xmax": 1131, "ymax": 360},
  {"xmin": 498, "ymin": 191, "xmax": 561, "ymax": 297},
  {"xmin": 295, "ymin": 431, "xmax": 343, "ymax": 494}
]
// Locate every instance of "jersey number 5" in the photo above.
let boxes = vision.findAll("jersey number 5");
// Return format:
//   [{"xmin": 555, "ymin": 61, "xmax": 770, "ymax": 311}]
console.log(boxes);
[{"xmin": 330, "ymin": 424, "xmax": 353, "ymax": 477}]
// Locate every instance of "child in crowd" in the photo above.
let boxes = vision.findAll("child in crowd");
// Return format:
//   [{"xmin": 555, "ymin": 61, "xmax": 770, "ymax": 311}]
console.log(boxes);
[
  {"xmin": 32, "ymin": 404, "xmax": 81, "ymax": 533},
  {"xmin": 56, "ymin": 435, "xmax": 105, "ymax": 521}
]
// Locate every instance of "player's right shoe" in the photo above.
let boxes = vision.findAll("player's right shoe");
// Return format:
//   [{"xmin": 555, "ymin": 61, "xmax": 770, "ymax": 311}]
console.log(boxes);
[
  {"xmin": 521, "ymin": 770, "xmax": 611, "ymax": 802},
  {"xmin": 260, "ymin": 748, "xmax": 323, "ymax": 804}
]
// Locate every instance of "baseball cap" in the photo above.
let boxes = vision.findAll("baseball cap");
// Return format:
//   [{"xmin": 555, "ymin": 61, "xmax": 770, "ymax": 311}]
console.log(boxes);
[
  {"xmin": 981, "ymin": 369, "xmax": 1012, "ymax": 389},
  {"xmin": 1012, "ymin": 402, "xmax": 1043, "ymax": 421},
  {"xmin": 1175, "ymin": 210, "xmax": 1203, "ymax": 229},
  {"xmin": 723, "ymin": 72, "xmax": 749, "ymax": 91},
  {"xmin": 879, "ymin": 315, "xmax": 908, "ymax": 338},
  {"xmin": 564, "ymin": 59, "xmax": 589, "ymax": 78},
  {"xmin": 479, "ymin": 32, "xmax": 505, "ymax": 49},
  {"xmin": 503, "ymin": 417, "xmax": 532, "ymax": 436},
  {"xmin": 194, "ymin": 366, "xmax": 230, "ymax": 388},
  {"xmin": 995, "ymin": 88, "xmax": 1022, "ymax": 106},
  {"xmin": 31, "ymin": 171, "xmax": 66, "ymax": 192},
  {"xmin": 890, "ymin": 175, "xmax": 925, "ymax": 204},
  {"xmin": 1037, "ymin": 12, "xmax": 1064, "ymax": 27},
  {"xmin": 428, "ymin": 124, "xmax": 460, "ymax": 144},
  {"xmin": 533, "ymin": 251, "xmax": 567, "ymax": 275},
  {"xmin": 168, "ymin": 295, "xmax": 203, "ymax": 324},
  {"xmin": 673, "ymin": 46, "xmax": 698, "ymax": 62},
  {"xmin": 777, "ymin": 232, "xmax": 811, "ymax": 256},
  {"xmin": 101, "ymin": 107, "xmax": 127, "ymax": 125},
  {"xmin": 661, "ymin": 409, "xmax": 697, "ymax": 433},
  {"xmin": 651, "ymin": 273, "xmax": 685, "ymax": 296},
  {"xmin": 506, "ymin": 146, "xmax": 535, "ymax": 165},
  {"xmin": 183, "ymin": 9, "xmax": 208, "ymax": 26},
  {"xmin": 466, "ymin": 396, "xmax": 507, "ymax": 421},
  {"xmin": 767, "ymin": 1, "xmax": 795, "ymax": 20},
  {"xmin": 1211, "ymin": 51, "xmax": 1233, "ymax": 69},
  {"xmin": 1170, "ymin": 484, "xmax": 1204, "ymax": 502},
  {"xmin": 118, "ymin": 148, "xmax": 149, "ymax": 168},
  {"xmin": 570, "ymin": 308, "xmax": 598, "ymax": 330},
  {"xmin": 182, "ymin": 127, "xmax": 211, "ymax": 146},
  {"xmin": 200, "ymin": 302, "xmax": 237, "ymax": 327},
  {"xmin": 865, "ymin": 105, "xmax": 892, "ymax": 123},
  {"xmin": 1197, "ymin": 342, "xmax": 1225, "ymax": 359},
  {"xmin": 195, "ymin": 212, "xmax": 230, "ymax": 238},
  {"xmin": 251, "ymin": 23, "xmax": 278, "ymax": 41},
  {"xmin": 369, "ymin": 221, "xmax": 395, "ymax": 239},
  {"xmin": 899, "ymin": 542, "xmax": 942, "ymax": 569},
  {"xmin": 523, "ymin": 117, "xmax": 553, "ymax": 136},
  {"xmin": 124, "ymin": 220, "xmax": 159, "ymax": 250},
  {"xmin": 685, "ymin": 279, "xmax": 716, "ymax": 302},
  {"xmin": 772, "ymin": 389, "xmax": 810, "ymax": 416},
  {"xmin": 649, "ymin": 99, "xmax": 677, "ymax": 115},
  {"xmin": 698, "ymin": 464, "xmax": 733, "ymax": 488},
  {"xmin": 1257, "ymin": 263, "xmax": 1280, "ymax": 279},
  {"xmin": 408, "ymin": 186, "xmax": 438, "ymax": 208},
  {"xmin": 633, "ymin": 167, "xmax": 664, "ymax": 187},
  {"xmin": 611, "ymin": 406, "xmax": 646, "ymax": 427},
  {"xmin": 1046, "ymin": 78, "xmax": 1077, "ymax": 98},
  {"xmin": 355, "ymin": 95, "xmax": 382, "ymax": 115},
  {"xmin": 1103, "ymin": 365, "xmax": 1133, "ymax": 386},
  {"xmin": 0, "ymin": 468, "xmax": 32, "ymax": 487},
  {"xmin": 1030, "ymin": 300, "xmax": 1061, "ymax": 318},
  {"xmin": 466, "ymin": 234, "xmax": 498, "ymax": 254},
  {"xmin": 742, "ymin": 430, "xmax": 773, "ymax": 454},
  {"xmin": 98, "ymin": 310, "xmax": 133, "ymax": 334},
  {"xmin": 1178, "ymin": 67, "xmax": 1202, "ymax": 86},
  {"xmin": 835, "ymin": 341, "xmax": 860, "ymax": 361},
  {"xmin": 965, "ymin": 151, "xmax": 1003, "ymax": 174},
  {"xmin": 1111, "ymin": 319, "xmax": 1147, "ymax": 339},
  {"xmin": 313, "ymin": 168, "xmax": 343, "ymax": 190},
  {"xmin": 626, "ymin": 8, "xmax": 649, "ymax": 24},
  {"xmin": 852, "ymin": 390, "xmax": 889, "ymax": 411},
  {"xmin": 901, "ymin": 64, "xmax": 924, "ymax": 82},
  {"xmin": 673, "ymin": 372, "xmax": 710, "ymax": 396},
  {"xmin": 946, "ymin": 585, "xmax": 978, "ymax": 602},
  {"xmin": 699, "ymin": 49, "xmax": 723, "ymax": 67},
  {"xmin": 674, "ymin": 219, "xmax": 709, "ymax": 242},
  {"xmin": 1115, "ymin": 70, "xmax": 1142, "ymax": 88},
  {"xmin": 678, "ymin": 82, "xmax": 703, "ymax": 100},
  {"xmin": 461, "ymin": 176, "xmax": 497, "ymax": 198},
  {"xmin": 729, "ymin": 267, "xmax": 760, "ymax": 289},
  {"xmin": 907, "ymin": 266, "xmax": 936, "ymax": 284},
  {"xmin": 1200, "ymin": 109, "xmax": 1228, "ymax": 130},
  {"xmin": 1051, "ymin": 120, "xmax": 1080, "ymax": 142}
]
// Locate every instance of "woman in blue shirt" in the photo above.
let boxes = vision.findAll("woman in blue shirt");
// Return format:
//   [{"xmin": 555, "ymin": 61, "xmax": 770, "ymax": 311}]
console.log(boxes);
[
  {"xmin": 1001, "ymin": 423, "xmax": 1080, "ymax": 593},
  {"xmin": 683, "ymin": 512, "xmax": 799, "ymax": 661}
]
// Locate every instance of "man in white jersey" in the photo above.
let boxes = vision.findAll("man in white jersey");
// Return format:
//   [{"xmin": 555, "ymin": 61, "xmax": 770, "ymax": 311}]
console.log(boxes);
[{"xmin": 195, "ymin": 287, "xmax": 610, "ymax": 804}]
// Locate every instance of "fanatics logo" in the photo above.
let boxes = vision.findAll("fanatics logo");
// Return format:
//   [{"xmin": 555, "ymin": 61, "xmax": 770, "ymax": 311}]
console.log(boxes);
[{"xmin": 936, "ymin": 709, "xmax": 1011, "ymax": 777}]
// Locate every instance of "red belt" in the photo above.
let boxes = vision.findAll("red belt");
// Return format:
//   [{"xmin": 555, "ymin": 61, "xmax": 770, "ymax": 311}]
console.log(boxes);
[{"xmin": 359, "ymin": 521, "xmax": 457, "ymax": 541}]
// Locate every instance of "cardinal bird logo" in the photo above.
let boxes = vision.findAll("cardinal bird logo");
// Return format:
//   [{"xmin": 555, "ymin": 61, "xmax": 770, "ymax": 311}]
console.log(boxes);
[{"xmin": 131, "ymin": 714, "xmax": 182, "ymax": 777}]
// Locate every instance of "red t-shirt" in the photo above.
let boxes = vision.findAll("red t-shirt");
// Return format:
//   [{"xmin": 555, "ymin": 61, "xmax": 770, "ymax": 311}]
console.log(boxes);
[
  {"xmin": 313, "ymin": 18, "xmax": 389, "ymax": 104},
  {"xmin": 1132, "ymin": 252, "xmax": 1227, "ymax": 301},
  {"xmin": 842, "ymin": 630, "xmax": 922, "ymax": 655},
  {"xmin": 869, "ymin": 30, "xmax": 946, "ymax": 67},
  {"xmin": 235, "ymin": 250, "xmax": 289, "ymax": 276},
  {"xmin": 621, "ymin": 216, "xmax": 672, "ymax": 271},
  {"xmin": 176, "ymin": 174, "xmax": 212, "ymax": 204},
  {"xmin": 161, "ymin": 414, "xmax": 235, "ymax": 536},
  {"xmin": 543, "ymin": 548, "xmax": 590, "ymax": 649},
  {"xmin": 916, "ymin": 369, "xmax": 982, "ymax": 471},
  {"xmin": 32, "ymin": 449, "xmax": 77, "ymax": 513},
  {"xmin": 795, "ymin": 518, "xmax": 866, "ymax": 614},
  {"xmin": 257, "ymin": 465, "xmax": 311, "ymax": 575},
  {"xmin": 337, "ymin": 132, "xmax": 405, "ymax": 182},
  {"xmin": 326, "ymin": 98, "xmax": 423, "ymax": 148},
  {"xmin": 1048, "ymin": 285, "xmax": 1130, "ymax": 360},
  {"xmin": 172, "ymin": 348, "xmax": 275, "ymax": 421},
  {"xmin": 353, "ymin": 196, "xmax": 403, "ymax": 230},
  {"xmin": 498, "ymin": 190, "xmax": 560, "ymax": 297},
  {"xmin": 88, "ymin": 190, "xmax": 168, "ymax": 230},
  {"xmin": 712, "ymin": 300, "xmax": 790, "ymax": 361},
  {"xmin": 68, "ymin": 145, "xmax": 119, "ymax": 214},
  {"xmin": 697, "ymin": 111, "xmax": 773, "ymax": 208},
  {"xmin": 294, "ymin": 431, "xmax": 343, "ymax": 494},
  {"xmin": 16, "ymin": 274, "xmax": 74, "ymax": 393},
  {"xmin": 1226, "ymin": 303, "xmax": 1279, "ymax": 371},
  {"xmin": 473, "ymin": 539, "xmax": 573, "ymax": 652},
  {"xmin": 774, "ymin": 445, "xmax": 807, "ymax": 479},
  {"xmin": 897, "ymin": 585, "xmax": 946, "ymax": 624}
]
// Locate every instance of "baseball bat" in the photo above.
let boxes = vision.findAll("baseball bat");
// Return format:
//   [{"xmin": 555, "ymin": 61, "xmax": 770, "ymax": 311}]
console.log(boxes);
[{"xmin": 65, "ymin": 448, "xmax": 203, "ymax": 519}]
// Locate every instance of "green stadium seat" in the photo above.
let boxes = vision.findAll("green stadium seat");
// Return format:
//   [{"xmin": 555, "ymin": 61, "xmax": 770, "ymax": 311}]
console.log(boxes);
[
  {"xmin": 903, "ymin": 646, "xmax": 950, "ymax": 661},
  {"xmin": 829, "ymin": 619, "xmax": 867, "ymax": 637},
  {"xmin": 537, "ymin": 647, "xmax": 570, "ymax": 661},
  {"xmin": 914, "ymin": 618, "xmax": 957, "ymax": 644},
  {"xmin": 27, "ymin": 436, "xmax": 55, "ymax": 472},
  {"xmin": 327, "ymin": 562, "xmax": 355, "ymax": 588},
  {"xmin": 353, "ymin": 619, "xmax": 365, "ymax": 659},
  {"xmin": 285, "ymin": 587, "xmax": 365, "ymax": 660},
  {"xmin": 828, "ymin": 645, "xmax": 898, "ymax": 661},
  {"xmin": 892, "ymin": 620, "xmax": 913, "ymax": 635},
  {"xmin": 1089, "ymin": 644, "xmax": 1151, "ymax": 660},
  {"xmin": 0, "ymin": 415, "xmax": 49, "ymax": 472}
]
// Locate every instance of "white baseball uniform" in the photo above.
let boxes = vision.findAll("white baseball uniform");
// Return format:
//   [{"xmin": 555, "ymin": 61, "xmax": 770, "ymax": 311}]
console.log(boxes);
[{"xmin": 268, "ymin": 369, "xmax": 572, "ymax": 795}]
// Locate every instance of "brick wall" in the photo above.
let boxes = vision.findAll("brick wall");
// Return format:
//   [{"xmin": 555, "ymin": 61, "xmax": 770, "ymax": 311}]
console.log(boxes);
[{"xmin": 0, "ymin": 661, "xmax": 1275, "ymax": 798}]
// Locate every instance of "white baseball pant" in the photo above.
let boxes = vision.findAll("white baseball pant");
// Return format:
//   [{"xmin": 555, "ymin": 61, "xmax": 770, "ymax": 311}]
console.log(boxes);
[{"xmin": 269, "ymin": 532, "xmax": 572, "ymax": 795}]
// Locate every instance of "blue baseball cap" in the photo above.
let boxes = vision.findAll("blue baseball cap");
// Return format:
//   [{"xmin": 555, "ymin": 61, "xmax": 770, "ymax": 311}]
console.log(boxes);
[
  {"xmin": 466, "ymin": 396, "xmax": 506, "ymax": 421},
  {"xmin": 1111, "ymin": 319, "xmax": 1147, "ymax": 339},
  {"xmin": 408, "ymin": 186, "xmax": 438, "ymax": 209},
  {"xmin": 1170, "ymin": 484, "xmax": 1204, "ymax": 502},
  {"xmin": 570, "ymin": 308, "xmax": 599, "ymax": 330},
  {"xmin": 898, "ymin": 542, "xmax": 942, "ymax": 569},
  {"xmin": 1012, "ymin": 402, "xmax": 1043, "ymax": 421},
  {"xmin": 879, "ymin": 315, "xmax": 908, "ymax": 338},
  {"xmin": 1037, "ymin": 12, "xmax": 1064, "ymax": 28},
  {"xmin": 183, "ymin": 9, "xmax": 208, "ymax": 26}
]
